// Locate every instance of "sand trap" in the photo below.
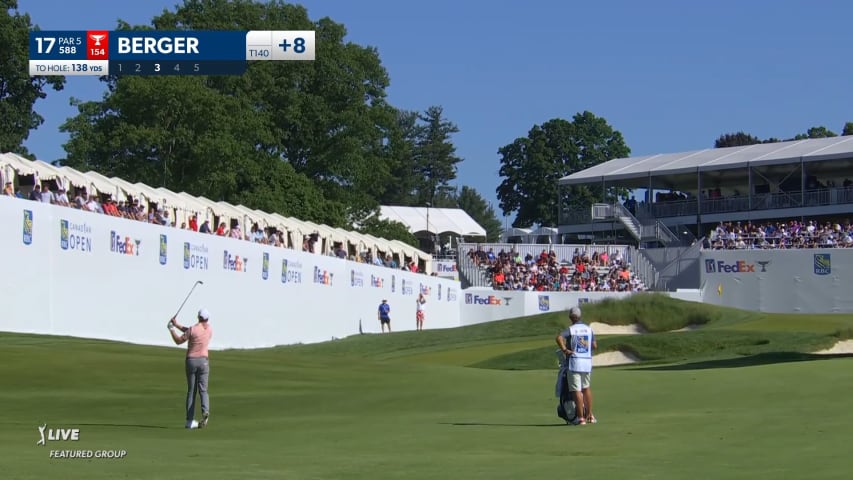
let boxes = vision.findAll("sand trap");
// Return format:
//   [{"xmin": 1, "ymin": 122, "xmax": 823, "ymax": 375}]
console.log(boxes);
[
  {"xmin": 814, "ymin": 340, "xmax": 853, "ymax": 355},
  {"xmin": 588, "ymin": 322, "xmax": 644, "ymax": 335},
  {"xmin": 673, "ymin": 324, "xmax": 703, "ymax": 332},
  {"xmin": 594, "ymin": 350, "xmax": 641, "ymax": 366}
]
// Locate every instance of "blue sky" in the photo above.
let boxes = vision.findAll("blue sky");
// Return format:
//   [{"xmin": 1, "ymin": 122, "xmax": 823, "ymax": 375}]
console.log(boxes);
[{"xmin": 17, "ymin": 0, "xmax": 853, "ymax": 227}]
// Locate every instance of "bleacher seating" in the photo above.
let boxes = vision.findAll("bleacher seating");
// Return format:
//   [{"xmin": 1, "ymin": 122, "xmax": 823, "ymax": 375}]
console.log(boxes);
[
  {"xmin": 705, "ymin": 220, "xmax": 853, "ymax": 249},
  {"xmin": 458, "ymin": 243, "xmax": 645, "ymax": 292}
]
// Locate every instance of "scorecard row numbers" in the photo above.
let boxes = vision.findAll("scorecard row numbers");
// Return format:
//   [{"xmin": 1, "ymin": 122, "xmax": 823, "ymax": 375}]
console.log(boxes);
[{"xmin": 109, "ymin": 61, "xmax": 247, "ymax": 76}]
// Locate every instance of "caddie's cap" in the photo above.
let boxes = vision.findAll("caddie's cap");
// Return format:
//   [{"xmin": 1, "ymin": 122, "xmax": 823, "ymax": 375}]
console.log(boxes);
[{"xmin": 198, "ymin": 308, "xmax": 210, "ymax": 320}]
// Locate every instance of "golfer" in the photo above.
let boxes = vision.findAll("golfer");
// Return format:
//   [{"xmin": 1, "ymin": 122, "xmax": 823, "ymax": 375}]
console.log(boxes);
[
  {"xmin": 378, "ymin": 299, "xmax": 391, "ymax": 333},
  {"xmin": 415, "ymin": 293, "xmax": 427, "ymax": 331},
  {"xmin": 169, "ymin": 308, "xmax": 213, "ymax": 429},
  {"xmin": 555, "ymin": 306, "xmax": 596, "ymax": 425}
]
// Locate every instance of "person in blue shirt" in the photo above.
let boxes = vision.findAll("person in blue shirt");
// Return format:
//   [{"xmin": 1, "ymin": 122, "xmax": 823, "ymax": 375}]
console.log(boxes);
[
  {"xmin": 378, "ymin": 299, "xmax": 392, "ymax": 333},
  {"xmin": 556, "ymin": 307, "xmax": 597, "ymax": 425}
]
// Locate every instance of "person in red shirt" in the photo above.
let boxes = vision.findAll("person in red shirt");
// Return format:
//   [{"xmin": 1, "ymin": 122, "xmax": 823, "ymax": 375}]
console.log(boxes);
[{"xmin": 188, "ymin": 214, "xmax": 199, "ymax": 232}]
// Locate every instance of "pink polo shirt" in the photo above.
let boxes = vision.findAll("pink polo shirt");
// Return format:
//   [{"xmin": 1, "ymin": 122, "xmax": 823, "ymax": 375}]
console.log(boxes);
[{"xmin": 185, "ymin": 323, "xmax": 213, "ymax": 358}]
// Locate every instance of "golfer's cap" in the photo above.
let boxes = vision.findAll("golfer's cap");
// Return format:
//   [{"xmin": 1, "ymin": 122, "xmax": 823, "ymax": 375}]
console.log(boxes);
[
  {"xmin": 382, "ymin": 299, "xmax": 387, "ymax": 302},
  {"xmin": 569, "ymin": 306, "xmax": 582, "ymax": 318},
  {"xmin": 198, "ymin": 308, "xmax": 210, "ymax": 320}
]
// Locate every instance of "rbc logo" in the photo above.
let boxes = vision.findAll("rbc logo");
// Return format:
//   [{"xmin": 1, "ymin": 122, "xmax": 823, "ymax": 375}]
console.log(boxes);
[
  {"xmin": 159, "ymin": 234, "xmax": 168, "ymax": 265},
  {"xmin": 538, "ymin": 295, "xmax": 550, "ymax": 312},
  {"xmin": 814, "ymin": 254, "xmax": 831, "ymax": 275},
  {"xmin": 23, "ymin": 209, "xmax": 33, "ymax": 245}
]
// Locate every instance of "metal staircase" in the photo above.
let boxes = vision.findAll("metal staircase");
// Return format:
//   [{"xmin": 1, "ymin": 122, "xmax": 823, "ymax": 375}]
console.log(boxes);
[{"xmin": 596, "ymin": 203, "xmax": 682, "ymax": 247}]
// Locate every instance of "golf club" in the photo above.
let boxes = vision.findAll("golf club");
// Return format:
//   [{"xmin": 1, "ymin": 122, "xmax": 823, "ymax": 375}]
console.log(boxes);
[{"xmin": 172, "ymin": 280, "xmax": 204, "ymax": 320}]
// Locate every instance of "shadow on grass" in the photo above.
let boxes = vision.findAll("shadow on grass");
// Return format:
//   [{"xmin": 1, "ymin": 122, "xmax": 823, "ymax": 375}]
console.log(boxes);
[
  {"xmin": 633, "ymin": 351, "xmax": 853, "ymax": 371},
  {"xmin": 441, "ymin": 422, "xmax": 566, "ymax": 428}
]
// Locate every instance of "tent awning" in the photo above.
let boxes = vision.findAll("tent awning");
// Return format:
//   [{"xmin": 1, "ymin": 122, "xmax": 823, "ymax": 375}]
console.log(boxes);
[
  {"xmin": 559, "ymin": 136, "xmax": 853, "ymax": 186},
  {"xmin": 379, "ymin": 205, "xmax": 486, "ymax": 236}
]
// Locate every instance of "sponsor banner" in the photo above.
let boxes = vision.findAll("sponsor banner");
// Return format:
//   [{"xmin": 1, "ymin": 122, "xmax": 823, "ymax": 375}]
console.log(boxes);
[{"xmin": 433, "ymin": 260, "xmax": 459, "ymax": 280}]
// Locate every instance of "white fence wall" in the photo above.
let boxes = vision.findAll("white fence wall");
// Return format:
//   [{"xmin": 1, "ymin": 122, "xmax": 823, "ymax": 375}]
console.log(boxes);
[
  {"xmin": 0, "ymin": 197, "xmax": 461, "ymax": 349},
  {"xmin": 699, "ymin": 249, "xmax": 853, "ymax": 313},
  {"xmin": 459, "ymin": 288, "xmax": 634, "ymax": 326}
]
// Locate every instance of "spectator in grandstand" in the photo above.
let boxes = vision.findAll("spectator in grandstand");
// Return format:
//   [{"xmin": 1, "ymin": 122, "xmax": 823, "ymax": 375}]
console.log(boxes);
[
  {"xmin": 55, "ymin": 188, "xmax": 69, "ymax": 206},
  {"xmin": 3, "ymin": 182, "xmax": 14, "ymax": 196},
  {"xmin": 216, "ymin": 222, "xmax": 227, "ymax": 236},
  {"xmin": 40, "ymin": 184, "xmax": 54, "ymax": 204},
  {"xmin": 199, "ymin": 219, "xmax": 212, "ymax": 234},
  {"xmin": 29, "ymin": 184, "xmax": 41, "ymax": 201},
  {"xmin": 189, "ymin": 214, "xmax": 199, "ymax": 232}
]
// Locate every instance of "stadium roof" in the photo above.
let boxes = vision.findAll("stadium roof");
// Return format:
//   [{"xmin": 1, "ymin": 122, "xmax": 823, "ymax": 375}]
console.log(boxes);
[
  {"xmin": 559, "ymin": 136, "xmax": 853, "ymax": 186},
  {"xmin": 379, "ymin": 205, "xmax": 487, "ymax": 237}
]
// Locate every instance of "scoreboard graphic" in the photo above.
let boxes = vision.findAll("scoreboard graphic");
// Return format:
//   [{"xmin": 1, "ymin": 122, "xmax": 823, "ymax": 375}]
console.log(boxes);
[{"xmin": 29, "ymin": 30, "xmax": 315, "ymax": 76}]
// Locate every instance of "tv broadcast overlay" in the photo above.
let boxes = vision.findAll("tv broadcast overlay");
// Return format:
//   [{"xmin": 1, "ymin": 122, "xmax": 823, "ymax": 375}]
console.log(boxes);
[{"xmin": 29, "ymin": 30, "xmax": 315, "ymax": 76}]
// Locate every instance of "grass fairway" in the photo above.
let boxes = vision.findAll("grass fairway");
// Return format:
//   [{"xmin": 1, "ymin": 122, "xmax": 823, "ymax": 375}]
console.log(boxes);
[{"xmin": 2, "ymin": 296, "xmax": 853, "ymax": 479}]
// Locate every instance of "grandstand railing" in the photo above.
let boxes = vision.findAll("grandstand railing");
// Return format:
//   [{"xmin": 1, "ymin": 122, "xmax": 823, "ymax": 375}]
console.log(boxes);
[{"xmin": 560, "ymin": 187, "xmax": 853, "ymax": 226}]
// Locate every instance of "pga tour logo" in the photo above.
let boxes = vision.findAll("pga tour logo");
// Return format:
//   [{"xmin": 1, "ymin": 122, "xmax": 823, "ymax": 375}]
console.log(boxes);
[{"xmin": 37, "ymin": 424, "xmax": 79, "ymax": 446}]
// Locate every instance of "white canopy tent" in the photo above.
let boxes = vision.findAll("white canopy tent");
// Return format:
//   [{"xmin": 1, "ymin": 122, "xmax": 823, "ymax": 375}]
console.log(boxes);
[
  {"xmin": 499, "ymin": 227, "xmax": 533, "ymax": 243},
  {"xmin": 0, "ymin": 153, "xmax": 38, "ymax": 186},
  {"xmin": 1, "ymin": 151, "xmax": 433, "ymax": 263},
  {"xmin": 379, "ymin": 205, "xmax": 486, "ymax": 237}
]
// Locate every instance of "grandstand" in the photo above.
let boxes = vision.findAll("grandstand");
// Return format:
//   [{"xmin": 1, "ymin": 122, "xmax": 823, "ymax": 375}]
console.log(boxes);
[
  {"xmin": 556, "ymin": 136, "xmax": 853, "ymax": 290},
  {"xmin": 0, "ymin": 152, "xmax": 432, "ymax": 272}
]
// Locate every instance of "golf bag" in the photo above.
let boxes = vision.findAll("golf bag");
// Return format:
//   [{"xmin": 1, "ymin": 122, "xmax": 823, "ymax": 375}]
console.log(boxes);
[
  {"xmin": 556, "ymin": 369, "xmax": 578, "ymax": 423},
  {"xmin": 554, "ymin": 349, "xmax": 583, "ymax": 423}
]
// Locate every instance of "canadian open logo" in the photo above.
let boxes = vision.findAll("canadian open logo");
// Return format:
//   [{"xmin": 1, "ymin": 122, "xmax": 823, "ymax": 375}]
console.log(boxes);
[
  {"xmin": 37, "ymin": 423, "xmax": 127, "ymax": 459},
  {"xmin": 184, "ymin": 242, "xmax": 209, "ymax": 270},
  {"xmin": 351, "ymin": 269, "xmax": 364, "ymax": 287},
  {"xmin": 60, "ymin": 219, "xmax": 92, "ymax": 252},
  {"xmin": 447, "ymin": 287, "xmax": 457, "ymax": 302},
  {"xmin": 282, "ymin": 259, "xmax": 304, "ymax": 284}
]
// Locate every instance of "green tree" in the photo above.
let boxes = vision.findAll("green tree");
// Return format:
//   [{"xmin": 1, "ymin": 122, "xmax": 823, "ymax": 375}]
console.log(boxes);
[
  {"xmin": 714, "ymin": 132, "xmax": 763, "ymax": 148},
  {"xmin": 792, "ymin": 126, "xmax": 837, "ymax": 140},
  {"xmin": 59, "ymin": 0, "xmax": 407, "ymax": 228},
  {"xmin": 376, "ymin": 109, "xmax": 420, "ymax": 206},
  {"xmin": 455, "ymin": 186, "xmax": 502, "ymax": 241},
  {"xmin": 0, "ymin": 0, "xmax": 65, "ymax": 155},
  {"xmin": 496, "ymin": 112, "xmax": 630, "ymax": 227},
  {"xmin": 413, "ymin": 105, "xmax": 462, "ymax": 207},
  {"xmin": 60, "ymin": 73, "xmax": 344, "ymax": 226},
  {"xmin": 357, "ymin": 215, "xmax": 418, "ymax": 247},
  {"xmin": 843, "ymin": 122, "xmax": 853, "ymax": 136}
]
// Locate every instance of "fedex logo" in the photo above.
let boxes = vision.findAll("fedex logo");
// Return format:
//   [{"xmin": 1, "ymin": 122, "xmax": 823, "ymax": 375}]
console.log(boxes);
[
  {"xmin": 705, "ymin": 259, "xmax": 766, "ymax": 273},
  {"xmin": 465, "ymin": 294, "xmax": 512, "ymax": 306}
]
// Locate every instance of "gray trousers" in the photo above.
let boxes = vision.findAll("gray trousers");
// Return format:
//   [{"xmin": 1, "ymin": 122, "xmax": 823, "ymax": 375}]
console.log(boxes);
[{"xmin": 185, "ymin": 357, "xmax": 209, "ymax": 421}]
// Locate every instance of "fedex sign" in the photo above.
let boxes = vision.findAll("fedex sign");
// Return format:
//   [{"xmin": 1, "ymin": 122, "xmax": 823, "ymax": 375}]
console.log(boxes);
[
  {"xmin": 705, "ymin": 259, "xmax": 769, "ymax": 274},
  {"xmin": 464, "ymin": 293, "xmax": 512, "ymax": 306}
]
